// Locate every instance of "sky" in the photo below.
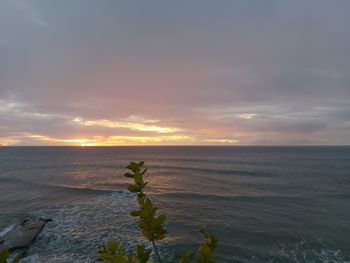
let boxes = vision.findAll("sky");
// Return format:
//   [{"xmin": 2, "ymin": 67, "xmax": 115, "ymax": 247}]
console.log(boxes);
[{"xmin": 0, "ymin": 0, "xmax": 350, "ymax": 146}]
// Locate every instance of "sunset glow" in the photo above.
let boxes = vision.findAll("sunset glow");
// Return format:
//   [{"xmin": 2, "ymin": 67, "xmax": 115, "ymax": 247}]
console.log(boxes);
[{"xmin": 0, "ymin": 133, "xmax": 197, "ymax": 146}]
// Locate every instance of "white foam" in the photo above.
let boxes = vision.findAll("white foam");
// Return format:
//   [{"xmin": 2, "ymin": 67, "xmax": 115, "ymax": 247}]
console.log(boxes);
[
  {"xmin": 276, "ymin": 239, "xmax": 350, "ymax": 263},
  {"xmin": 0, "ymin": 222, "xmax": 16, "ymax": 237},
  {"xmin": 18, "ymin": 192, "xmax": 149, "ymax": 263}
]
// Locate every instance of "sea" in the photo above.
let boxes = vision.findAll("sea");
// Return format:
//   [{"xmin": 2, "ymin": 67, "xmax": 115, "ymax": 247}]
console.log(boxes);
[{"xmin": 0, "ymin": 146, "xmax": 349, "ymax": 263}]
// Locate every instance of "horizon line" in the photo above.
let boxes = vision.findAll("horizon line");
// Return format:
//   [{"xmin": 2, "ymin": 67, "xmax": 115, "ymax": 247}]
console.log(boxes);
[{"xmin": 1, "ymin": 145, "xmax": 350, "ymax": 147}]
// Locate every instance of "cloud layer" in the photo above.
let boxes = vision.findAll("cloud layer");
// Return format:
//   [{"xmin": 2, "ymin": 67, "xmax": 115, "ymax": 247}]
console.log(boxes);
[{"xmin": 0, "ymin": 0, "xmax": 349, "ymax": 145}]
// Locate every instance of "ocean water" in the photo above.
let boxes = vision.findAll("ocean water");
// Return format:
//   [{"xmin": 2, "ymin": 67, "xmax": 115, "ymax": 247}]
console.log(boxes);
[{"xmin": 0, "ymin": 146, "xmax": 349, "ymax": 263}]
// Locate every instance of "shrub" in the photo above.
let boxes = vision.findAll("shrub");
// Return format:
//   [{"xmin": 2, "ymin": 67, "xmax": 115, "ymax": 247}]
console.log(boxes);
[{"xmin": 98, "ymin": 161, "xmax": 218, "ymax": 263}]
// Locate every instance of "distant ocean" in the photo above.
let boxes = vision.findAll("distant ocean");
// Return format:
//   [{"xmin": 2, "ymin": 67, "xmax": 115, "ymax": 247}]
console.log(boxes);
[{"xmin": 0, "ymin": 146, "xmax": 349, "ymax": 262}]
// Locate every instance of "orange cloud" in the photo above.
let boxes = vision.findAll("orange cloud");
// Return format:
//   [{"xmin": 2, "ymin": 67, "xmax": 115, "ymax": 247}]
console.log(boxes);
[
  {"xmin": 3, "ymin": 132, "xmax": 194, "ymax": 146},
  {"xmin": 203, "ymin": 139, "xmax": 238, "ymax": 144},
  {"xmin": 0, "ymin": 137, "xmax": 20, "ymax": 146},
  {"xmin": 72, "ymin": 116, "xmax": 182, "ymax": 134}
]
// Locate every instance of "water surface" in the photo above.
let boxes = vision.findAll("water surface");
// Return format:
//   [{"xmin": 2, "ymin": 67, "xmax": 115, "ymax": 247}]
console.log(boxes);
[{"xmin": 0, "ymin": 146, "xmax": 349, "ymax": 262}]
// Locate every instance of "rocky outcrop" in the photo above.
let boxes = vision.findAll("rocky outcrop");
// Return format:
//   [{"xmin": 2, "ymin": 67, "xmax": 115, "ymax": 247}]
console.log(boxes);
[{"xmin": 0, "ymin": 218, "xmax": 51, "ymax": 256}]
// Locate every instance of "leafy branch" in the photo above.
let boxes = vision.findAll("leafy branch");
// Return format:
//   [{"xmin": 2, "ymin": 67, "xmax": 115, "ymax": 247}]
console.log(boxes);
[
  {"xmin": 98, "ymin": 161, "xmax": 218, "ymax": 263},
  {"xmin": 178, "ymin": 228, "xmax": 218, "ymax": 263},
  {"xmin": 125, "ymin": 161, "xmax": 166, "ymax": 263},
  {"xmin": 98, "ymin": 241, "xmax": 152, "ymax": 263}
]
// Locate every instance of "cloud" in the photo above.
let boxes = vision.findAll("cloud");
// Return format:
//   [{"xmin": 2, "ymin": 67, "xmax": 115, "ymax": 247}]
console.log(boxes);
[
  {"xmin": 0, "ymin": 0, "xmax": 350, "ymax": 145},
  {"xmin": 12, "ymin": 0, "xmax": 46, "ymax": 27},
  {"xmin": 72, "ymin": 116, "xmax": 182, "ymax": 133},
  {"xmin": 203, "ymin": 139, "xmax": 238, "ymax": 144},
  {"xmin": 237, "ymin": 114, "xmax": 257, "ymax": 120}
]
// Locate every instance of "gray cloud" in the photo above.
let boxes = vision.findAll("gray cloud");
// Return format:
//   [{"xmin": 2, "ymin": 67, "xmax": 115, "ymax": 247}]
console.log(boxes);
[{"xmin": 0, "ymin": 0, "xmax": 350, "ymax": 145}]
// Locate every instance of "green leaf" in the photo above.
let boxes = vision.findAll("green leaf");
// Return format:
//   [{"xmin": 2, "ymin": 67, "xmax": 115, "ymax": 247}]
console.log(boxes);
[
  {"xmin": 126, "ymin": 161, "xmax": 145, "ymax": 173},
  {"xmin": 137, "ymin": 196, "xmax": 145, "ymax": 206},
  {"xmin": 196, "ymin": 229, "xmax": 218, "ymax": 263},
  {"xmin": 197, "ymin": 227, "xmax": 205, "ymax": 234},
  {"xmin": 144, "ymin": 197, "xmax": 153, "ymax": 208},
  {"xmin": 135, "ymin": 245, "xmax": 151, "ymax": 263},
  {"xmin": 134, "ymin": 172, "xmax": 143, "ymax": 185},
  {"xmin": 127, "ymin": 162, "xmax": 138, "ymax": 171},
  {"xmin": 127, "ymin": 184, "xmax": 141, "ymax": 193},
  {"xmin": 124, "ymin": 172, "xmax": 135, "ymax": 178},
  {"xmin": 12, "ymin": 254, "xmax": 22, "ymax": 263},
  {"xmin": 0, "ymin": 250, "xmax": 10, "ymax": 263},
  {"xmin": 130, "ymin": 210, "xmax": 140, "ymax": 217},
  {"xmin": 178, "ymin": 249, "xmax": 195, "ymax": 263},
  {"xmin": 155, "ymin": 214, "xmax": 167, "ymax": 225},
  {"xmin": 118, "ymin": 243, "xmax": 125, "ymax": 257},
  {"xmin": 98, "ymin": 252, "xmax": 119, "ymax": 262},
  {"xmin": 106, "ymin": 241, "xmax": 118, "ymax": 254},
  {"xmin": 153, "ymin": 227, "xmax": 167, "ymax": 241},
  {"xmin": 137, "ymin": 192, "xmax": 145, "ymax": 198},
  {"xmin": 98, "ymin": 241, "xmax": 132, "ymax": 263}
]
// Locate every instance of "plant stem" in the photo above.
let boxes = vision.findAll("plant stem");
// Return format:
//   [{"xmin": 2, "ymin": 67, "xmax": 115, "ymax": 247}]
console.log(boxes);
[{"xmin": 152, "ymin": 240, "xmax": 162, "ymax": 263}]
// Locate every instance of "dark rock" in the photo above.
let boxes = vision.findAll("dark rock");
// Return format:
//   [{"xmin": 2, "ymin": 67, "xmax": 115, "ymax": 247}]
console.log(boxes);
[{"xmin": 0, "ymin": 218, "xmax": 51, "ymax": 251}]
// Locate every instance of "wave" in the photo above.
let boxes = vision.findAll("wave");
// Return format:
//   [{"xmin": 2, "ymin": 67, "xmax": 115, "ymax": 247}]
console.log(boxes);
[
  {"xmin": 44, "ymin": 184, "xmax": 117, "ymax": 195},
  {"xmin": 0, "ymin": 176, "xmax": 25, "ymax": 184},
  {"xmin": 17, "ymin": 192, "xmax": 150, "ymax": 263},
  {"xmin": 154, "ymin": 191, "xmax": 307, "ymax": 202},
  {"xmin": 0, "ymin": 175, "xmax": 125, "ymax": 195},
  {"xmin": 150, "ymin": 164, "xmax": 271, "ymax": 177}
]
